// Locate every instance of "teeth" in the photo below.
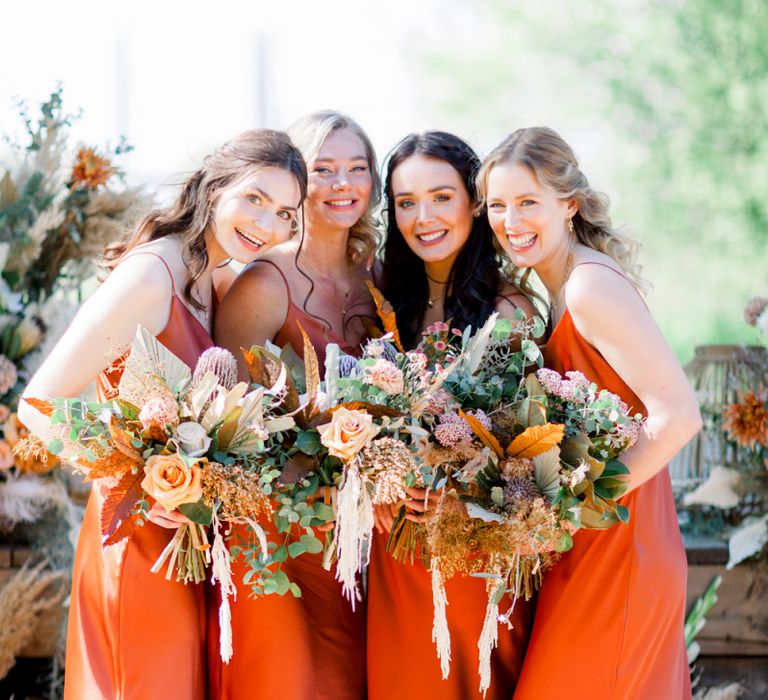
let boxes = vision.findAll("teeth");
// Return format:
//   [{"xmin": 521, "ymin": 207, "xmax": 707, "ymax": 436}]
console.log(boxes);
[
  {"xmin": 507, "ymin": 232, "xmax": 536, "ymax": 248},
  {"xmin": 328, "ymin": 199, "xmax": 353, "ymax": 206},
  {"xmin": 418, "ymin": 230, "xmax": 447, "ymax": 242},
  {"xmin": 236, "ymin": 228, "xmax": 264, "ymax": 247}
]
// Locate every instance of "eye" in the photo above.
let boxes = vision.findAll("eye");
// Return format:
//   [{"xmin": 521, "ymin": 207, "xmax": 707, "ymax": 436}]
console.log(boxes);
[
  {"xmin": 520, "ymin": 199, "xmax": 536, "ymax": 207},
  {"xmin": 488, "ymin": 202, "xmax": 505, "ymax": 210},
  {"xmin": 434, "ymin": 193, "xmax": 451, "ymax": 203},
  {"xmin": 351, "ymin": 164, "xmax": 368, "ymax": 172},
  {"xmin": 313, "ymin": 166, "xmax": 332, "ymax": 174},
  {"xmin": 277, "ymin": 210, "xmax": 291, "ymax": 221},
  {"xmin": 397, "ymin": 199, "xmax": 415, "ymax": 209},
  {"xmin": 246, "ymin": 193, "xmax": 261, "ymax": 205}
]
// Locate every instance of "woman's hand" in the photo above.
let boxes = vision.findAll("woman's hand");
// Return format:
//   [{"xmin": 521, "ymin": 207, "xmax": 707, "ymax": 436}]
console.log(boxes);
[
  {"xmin": 373, "ymin": 502, "xmax": 400, "ymax": 534},
  {"xmin": 146, "ymin": 502, "xmax": 190, "ymax": 529},
  {"xmin": 402, "ymin": 487, "xmax": 441, "ymax": 524},
  {"xmin": 306, "ymin": 485, "xmax": 337, "ymax": 532}
]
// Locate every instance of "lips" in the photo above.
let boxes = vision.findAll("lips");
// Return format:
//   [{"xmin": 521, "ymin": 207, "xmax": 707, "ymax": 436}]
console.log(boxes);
[
  {"xmin": 325, "ymin": 199, "xmax": 357, "ymax": 210},
  {"xmin": 235, "ymin": 227, "xmax": 266, "ymax": 252},
  {"xmin": 416, "ymin": 229, "xmax": 448, "ymax": 245}
]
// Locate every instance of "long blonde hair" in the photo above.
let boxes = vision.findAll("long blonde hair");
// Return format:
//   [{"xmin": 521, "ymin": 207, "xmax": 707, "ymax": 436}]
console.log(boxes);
[
  {"xmin": 477, "ymin": 126, "xmax": 648, "ymax": 292},
  {"xmin": 288, "ymin": 110, "xmax": 381, "ymax": 264}
]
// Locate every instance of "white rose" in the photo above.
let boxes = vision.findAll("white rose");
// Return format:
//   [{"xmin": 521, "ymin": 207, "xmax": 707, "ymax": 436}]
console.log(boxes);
[{"xmin": 175, "ymin": 421, "xmax": 212, "ymax": 457}]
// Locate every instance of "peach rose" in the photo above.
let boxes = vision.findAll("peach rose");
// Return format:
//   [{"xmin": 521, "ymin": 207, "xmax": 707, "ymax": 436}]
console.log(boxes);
[
  {"xmin": 141, "ymin": 453, "xmax": 203, "ymax": 511},
  {"xmin": 317, "ymin": 407, "xmax": 380, "ymax": 462}
]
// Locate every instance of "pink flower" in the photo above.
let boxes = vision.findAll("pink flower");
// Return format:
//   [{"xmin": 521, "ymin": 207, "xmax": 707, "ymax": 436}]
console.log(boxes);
[
  {"xmin": 536, "ymin": 368, "xmax": 562, "ymax": 395},
  {"xmin": 434, "ymin": 341, "xmax": 447, "ymax": 352},
  {"xmin": 433, "ymin": 409, "xmax": 490, "ymax": 448},
  {"xmin": 366, "ymin": 359, "xmax": 405, "ymax": 395},
  {"xmin": 139, "ymin": 392, "xmax": 180, "ymax": 430}
]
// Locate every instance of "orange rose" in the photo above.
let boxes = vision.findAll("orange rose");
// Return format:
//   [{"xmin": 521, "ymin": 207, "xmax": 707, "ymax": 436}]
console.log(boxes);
[
  {"xmin": 141, "ymin": 453, "xmax": 203, "ymax": 511},
  {"xmin": 317, "ymin": 407, "xmax": 380, "ymax": 462}
]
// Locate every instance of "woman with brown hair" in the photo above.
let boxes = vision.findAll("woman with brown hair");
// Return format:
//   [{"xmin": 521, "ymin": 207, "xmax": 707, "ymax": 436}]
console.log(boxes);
[
  {"xmin": 210, "ymin": 110, "xmax": 379, "ymax": 699},
  {"xmin": 19, "ymin": 129, "xmax": 307, "ymax": 700},
  {"xmin": 479, "ymin": 126, "xmax": 700, "ymax": 699}
]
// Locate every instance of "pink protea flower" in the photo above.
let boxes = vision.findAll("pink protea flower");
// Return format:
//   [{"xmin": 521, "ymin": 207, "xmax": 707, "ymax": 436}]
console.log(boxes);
[
  {"xmin": 0, "ymin": 355, "xmax": 18, "ymax": 395},
  {"xmin": 366, "ymin": 359, "xmax": 405, "ymax": 395},
  {"xmin": 139, "ymin": 392, "xmax": 180, "ymax": 430}
]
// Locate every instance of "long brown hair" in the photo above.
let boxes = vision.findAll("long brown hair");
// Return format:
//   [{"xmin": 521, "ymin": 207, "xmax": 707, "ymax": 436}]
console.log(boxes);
[
  {"xmin": 477, "ymin": 126, "xmax": 648, "ymax": 292},
  {"xmin": 102, "ymin": 129, "xmax": 308, "ymax": 309}
]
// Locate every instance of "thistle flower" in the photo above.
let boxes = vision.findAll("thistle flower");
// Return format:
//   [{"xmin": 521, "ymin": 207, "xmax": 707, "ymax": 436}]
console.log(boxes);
[
  {"xmin": 338, "ymin": 354, "xmax": 360, "ymax": 377},
  {"xmin": 70, "ymin": 147, "xmax": 114, "ymax": 190},
  {"xmin": 0, "ymin": 354, "xmax": 18, "ymax": 395},
  {"xmin": 193, "ymin": 347, "xmax": 238, "ymax": 391},
  {"xmin": 502, "ymin": 476, "xmax": 542, "ymax": 516}
]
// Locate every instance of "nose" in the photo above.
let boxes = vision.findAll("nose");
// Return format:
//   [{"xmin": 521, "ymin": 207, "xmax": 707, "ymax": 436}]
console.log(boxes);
[
  {"xmin": 332, "ymin": 170, "xmax": 350, "ymax": 191},
  {"xmin": 503, "ymin": 206, "xmax": 518, "ymax": 231},
  {"xmin": 253, "ymin": 210, "xmax": 276, "ymax": 241},
  {"xmin": 417, "ymin": 201, "xmax": 436, "ymax": 225}
]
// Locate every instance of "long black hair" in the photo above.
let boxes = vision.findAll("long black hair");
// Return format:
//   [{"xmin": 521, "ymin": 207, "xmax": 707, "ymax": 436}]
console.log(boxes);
[{"xmin": 381, "ymin": 131, "xmax": 504, "ymax": 350}]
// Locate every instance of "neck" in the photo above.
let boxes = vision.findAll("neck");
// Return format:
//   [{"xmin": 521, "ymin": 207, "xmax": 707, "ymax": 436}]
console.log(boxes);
[
  {"xmin": 299, "ymin": 224, "xmax": 351, "ymax": 276},
  {"xmin": 424, "ymin": 257, "xmax": 454, "ymax": 302},
  {"xmin": 536, "ymin": 242, "xmax": 576, "ymax": 300}
]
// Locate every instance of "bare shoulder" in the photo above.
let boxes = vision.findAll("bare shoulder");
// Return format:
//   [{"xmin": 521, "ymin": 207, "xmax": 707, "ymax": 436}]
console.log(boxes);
[
  {"xmin": 98, "ymin": 251, "xmax": 173, "ymax": 309},
  {"xmin": 495, "ymin": 283, "xmax": 538, "ymax": 321},
  {"xmin": 565, "ymin": 252, "xmax": 642, "ymax": 315}
]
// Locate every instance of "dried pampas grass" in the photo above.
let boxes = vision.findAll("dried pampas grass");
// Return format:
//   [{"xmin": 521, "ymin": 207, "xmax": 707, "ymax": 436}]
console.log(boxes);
[
  {"xmin": 0, "ymin": 559, "xmax": 67, "ymax": 679},
  {"xmin": 0, "ymin": 473, "xmax": 72, "ymax": 528}
]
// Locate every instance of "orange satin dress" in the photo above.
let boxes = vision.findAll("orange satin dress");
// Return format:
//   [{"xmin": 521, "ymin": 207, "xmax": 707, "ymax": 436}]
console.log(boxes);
[
  {"xmin": 514, "ymin": 271, "xmax": 691, "ymax": 699},
  {"xmin": 367, "ymin": 530, "xmax": 534, "ymax": 699},
  {"xmin": 208, "ymin": 262, "xmax": 366, "ymax": 700},
  {"xmin": 64, "ymin": 252, "xmax": 213, "ymax": 700}
]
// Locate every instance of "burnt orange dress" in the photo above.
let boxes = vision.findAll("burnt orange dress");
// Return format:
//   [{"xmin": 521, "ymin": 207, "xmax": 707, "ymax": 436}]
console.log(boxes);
[
  {"xmin": 514, "ymin": 268, "xmax": 691, "ymax": 699},
  {"xmin": 208, "ymin": 262, "xmax": 366, "ymax": 700},
  {"xmin": 64, "ymin": 252, "xmax": 213, "ymax": 699},
  {"xmin": 367, "ymin": 530, "xmax": 534, "ymax": 699}
]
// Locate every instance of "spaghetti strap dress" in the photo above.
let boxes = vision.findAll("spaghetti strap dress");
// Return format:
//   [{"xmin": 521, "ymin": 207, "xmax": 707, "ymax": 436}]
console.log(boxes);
[
  {"xmin": 513, "ymin": 262, "xmax": 691, "ymax": 700},
  {"xmin": 208, "ymin": 260, "xmax": 366, "ymax": 700},
  {"xmin": 64, "ymin": 251, "xmax": 213, "ymax": 700}
]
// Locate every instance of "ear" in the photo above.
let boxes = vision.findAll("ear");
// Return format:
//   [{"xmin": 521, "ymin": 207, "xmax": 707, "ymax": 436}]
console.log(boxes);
[{"xmin": 565, "ymin": 198, "xmax": 578, "ymax": 218}]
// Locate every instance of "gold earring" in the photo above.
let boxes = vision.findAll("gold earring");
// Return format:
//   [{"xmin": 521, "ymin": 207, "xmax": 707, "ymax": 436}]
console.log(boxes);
[{"xmin": 568, "ymin": 218, "xmax": 575, "ymax": 234}]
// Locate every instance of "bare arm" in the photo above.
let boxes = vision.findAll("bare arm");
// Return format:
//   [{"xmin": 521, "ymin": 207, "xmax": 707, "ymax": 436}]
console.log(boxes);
[
  {"xmin": 214, "ymin": 262, "xmax": 289, "ymax": 382},
  {"xmin": 19, "ymin": 254, "xmax": 173, "ymax": 437},
  {"xmin": 566, "ymin": 265, "xmax": 702, "ymax": 492}
]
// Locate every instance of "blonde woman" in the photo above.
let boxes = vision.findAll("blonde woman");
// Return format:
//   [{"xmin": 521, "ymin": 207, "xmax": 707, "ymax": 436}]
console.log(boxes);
[
  {"xmin": 479, "ymin": 126, "xmax": 700, "ymax": 700},
  {"xmin": 210, "ymin": 111, "xmax": 379, "ymax": 699},
  {"xmin": 19, "ymin": 130, "xmax": 306, "ymax": 700}
]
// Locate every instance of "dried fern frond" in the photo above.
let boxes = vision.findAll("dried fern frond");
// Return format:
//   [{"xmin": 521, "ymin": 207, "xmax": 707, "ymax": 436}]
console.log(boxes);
[{"xmin": 0, "ymin": 559, "xmax": 67, "ymax": 679}]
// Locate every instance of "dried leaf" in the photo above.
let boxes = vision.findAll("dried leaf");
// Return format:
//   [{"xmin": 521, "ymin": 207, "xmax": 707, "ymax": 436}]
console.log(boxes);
[
  {"xmin": 459, "ymin": 409, "xmax": 503, "ymax": 458},
  {"xmin": 243, "ymin": 346, "xmax": 299, "ymax": 412},
  {"xmin": 84, "ymin": 450, "xmax": 140, "ymax": 481},
  {"xmin": 560, "ymin": 434, "xmax": 604, "ymax": 480},
  {"xmin": 506, "ymin": 423, "xmax": 565, "ymax": 459},
  {"xmin": 216, "ymin": 405, "xmax": 243, "ymax": 451},
  {"xmin": 516, "ymin": 397, "xmax": 547, "ymax": 428},
  {"xmin": 22, "ymin": 397, "xmax": 54, "ymax": 417},
  {"xmin": 0, "ymin": 171, "xmax": 17, "ymax": 208},
  {"xmin": 278, "ymin": 453, "xmax": 315, "ymax": 486},
  {"xmin": 108, "ymin": 421, "xmax": 143, "ymax": 462},
  {"xmin": 100, "ymin": 469, "xmax": 144, "ymax": 545},
  {"xmin": 366, "ymin": 282, "xmax": 404, "ymax": 353},
  {"xmin": 297, "ymin": 322, "xmax": 321, "ymax": 419}
]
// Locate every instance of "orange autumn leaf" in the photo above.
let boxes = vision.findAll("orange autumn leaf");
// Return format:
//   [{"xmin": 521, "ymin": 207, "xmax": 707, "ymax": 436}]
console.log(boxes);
[
  {"xmin": 101, "ymin": 468, "xmax": 144, "ymax": 545},
  {"xmin": 84, "ymin": 449, "xmax": 141, "ymax": 481},
  {"xmin": 23, "ymin": 397, "xmax": 54, "ymax": 417},
  {"xmin": 458, "ymin": 409, "xmax": 504, "ymax": 458},
  {"xmin": 108, "ymin": 421, "xmax": 144, "ymax": 462},
  {"xmin": 366, "ymin": 281, "xmax": 404, "ymax": 353},
  {"xmin": 297, "ymin": 322, "xmax": 321, "ymax": 419},
  {"xmin": 506, "ymin": 423, "xmax": 565, "ymax": 459}
]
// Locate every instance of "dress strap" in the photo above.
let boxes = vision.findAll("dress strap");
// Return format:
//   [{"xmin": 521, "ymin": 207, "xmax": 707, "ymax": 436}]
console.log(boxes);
[
  {"xmin": 570, "ymin": 261, "xmax": 649, "ymax": 310},
  {"xmin": 250, "ymin": 259, "xmax": 293, "ymax": 305},
  {"xmin": 123, "ymin": 250, "xmax": 177, "ymax": 294}
]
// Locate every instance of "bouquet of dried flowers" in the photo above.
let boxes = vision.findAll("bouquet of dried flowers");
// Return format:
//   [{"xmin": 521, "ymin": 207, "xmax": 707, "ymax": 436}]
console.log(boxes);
[{"xmin": 26, "ymin": 327, "xmax": 294, "ymax": 661}]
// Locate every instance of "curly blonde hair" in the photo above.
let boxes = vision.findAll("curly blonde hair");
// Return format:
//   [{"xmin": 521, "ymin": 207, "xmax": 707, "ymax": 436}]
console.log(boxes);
[
  {"xmin": 287, "ymin": 110, "xmax": 381, "ymax": 264},
  {"xmin": 477, "ymin": 126, "xmax": 647, "ymax": 293}
]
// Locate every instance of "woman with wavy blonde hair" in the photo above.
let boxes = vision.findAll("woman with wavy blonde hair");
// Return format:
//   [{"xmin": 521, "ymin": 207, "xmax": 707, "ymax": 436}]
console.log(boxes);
[
  {"xmin": 210, "ymin": 110, "xmax": 379, "ymax": 699},
  {"xmin": 478, "ymin": 126, "xmax": 699, "ymax": 699},
  {"xmin": 19, "ymin": 129, "xmax": 307, "ymax": 700}
]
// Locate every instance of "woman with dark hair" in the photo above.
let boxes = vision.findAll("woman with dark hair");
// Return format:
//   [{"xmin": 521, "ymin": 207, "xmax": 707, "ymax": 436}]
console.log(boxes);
[
  {"xmin": 367, "ymin": 131, "xmax": 536, "ymax": 700},
  {"xmin": 480, "ymin": 126, "xmax": 699, "ymax": 699},
  {"xmin": 211, "ymin": 110, "xmax": 378, "ymax": 699},
  {"xmin": 19, "ymin": 129, "xmax": 307, "ymax": 700}
]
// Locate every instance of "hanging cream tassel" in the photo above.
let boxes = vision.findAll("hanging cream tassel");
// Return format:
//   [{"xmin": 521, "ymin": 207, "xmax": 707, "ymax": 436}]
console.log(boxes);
[
  {"xmin": 477, "ymin": 581, "xmax": 503, "ymax": 696},
  {"xmin": 210, "ymin": 511, "xmax": 237, "ymax": 663},
  {"xmin": 333, "ymin": 459, "xmax": 373, "ymax": 608},
  {"xmin": 151, "ymin": 525, "xmax": 186, "ymax": 578},
  {"xmin": 431, "ymin": 558, "xmax": 452, "ymax": 680}
]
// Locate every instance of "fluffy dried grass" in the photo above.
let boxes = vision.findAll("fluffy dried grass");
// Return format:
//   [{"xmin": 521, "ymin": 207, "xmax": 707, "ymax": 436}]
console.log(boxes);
[{"xmin": 0, "ymin": 559, "xmax": 67, "ymax": 679}]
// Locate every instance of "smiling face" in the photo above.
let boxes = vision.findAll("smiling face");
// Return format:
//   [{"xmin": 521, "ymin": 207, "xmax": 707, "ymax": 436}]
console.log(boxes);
[
  {"xmin": 208, "ymin": 166, "xmax": 302, "ymax": 264},
  {"xmin": 391, "ymin": 154, "xmax": 474, "ymax": 268},
  {"xmin": 305, "ymin": 128, "xmax": 373, "ymax": 233},
  {"xmin": 485, "ymin": 161, "xmax": 576, "ymax": 271}
]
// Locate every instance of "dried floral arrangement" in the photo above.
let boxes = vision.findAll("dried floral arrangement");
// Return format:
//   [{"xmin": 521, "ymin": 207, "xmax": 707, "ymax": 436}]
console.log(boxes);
[
  {"xmin": 28, "ymin": 328, "xmax": 296, "ymax": 662},
  {"xmin": 683, "ymin": 295, "xmax": 768, "ymax": 569}
]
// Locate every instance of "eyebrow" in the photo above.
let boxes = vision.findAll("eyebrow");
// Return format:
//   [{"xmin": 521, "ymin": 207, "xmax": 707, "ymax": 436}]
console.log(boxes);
[
  {"xmin": 246, "ymin": 186, "xmax": 298, "ymax": 212},
  {"xmin": 313, "ymin": 156, "xmax": 368, "ymax": 163},
  {"xmin": 394, "ymin": 185, "xmax": 458, "ymax": 198}
]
